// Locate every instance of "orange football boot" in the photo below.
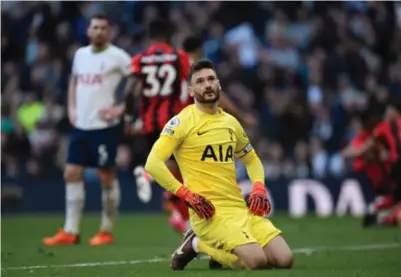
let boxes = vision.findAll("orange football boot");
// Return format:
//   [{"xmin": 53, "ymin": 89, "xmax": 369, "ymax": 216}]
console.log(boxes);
[
  {"xmin": 43, "ymin": 229, "xmax": 80, "ymax": 246},
  {"xmin": 89, "ymin": 231, "xmax": 114, "ymax": 246}
]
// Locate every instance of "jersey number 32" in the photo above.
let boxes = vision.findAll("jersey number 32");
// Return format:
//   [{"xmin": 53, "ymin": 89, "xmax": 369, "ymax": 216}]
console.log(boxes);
[{"xmin": 142, "ymin": 64, "xmax": 177, "ymax": 97}]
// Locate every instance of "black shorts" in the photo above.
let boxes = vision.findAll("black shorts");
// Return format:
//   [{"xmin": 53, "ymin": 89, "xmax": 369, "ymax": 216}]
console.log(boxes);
[
  {"xmin": 67, "ymin": 125, "xmax": 121, "ymax": 168},
  {"xmin": 144, "ymin": 131, "xmax": 175, "ymax": 161},
  {"xmin": 144, "ymin": 132, "xmax": 160, "ymax": 154}
]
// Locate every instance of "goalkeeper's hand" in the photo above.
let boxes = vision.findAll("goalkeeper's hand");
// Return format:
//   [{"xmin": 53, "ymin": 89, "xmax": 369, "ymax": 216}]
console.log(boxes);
[
  {"xmin": 176, "ymin": 186, "xmax": 215, "ymax": 219},
  {"xmin": 247, "ymin": 182, "xmax": 271, "ymax": 216}
]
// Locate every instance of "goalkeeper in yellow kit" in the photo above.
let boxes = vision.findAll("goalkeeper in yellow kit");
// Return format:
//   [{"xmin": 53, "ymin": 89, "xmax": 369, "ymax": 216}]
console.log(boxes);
[{"xmin": 145, "ymin": 60, "xmax": 293, "ymax": 270}]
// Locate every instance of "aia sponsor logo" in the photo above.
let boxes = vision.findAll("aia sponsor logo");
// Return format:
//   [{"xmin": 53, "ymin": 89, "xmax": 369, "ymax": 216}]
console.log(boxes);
[{"xmin": 78, "ymin": 74, "xmax": 102, "ymax": 85}]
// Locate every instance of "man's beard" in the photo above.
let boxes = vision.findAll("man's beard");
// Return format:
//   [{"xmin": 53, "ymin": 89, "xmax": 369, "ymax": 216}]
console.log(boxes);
[{"xmin": 195, "ymin": 87, "xmax": 221, "ymax": 104}]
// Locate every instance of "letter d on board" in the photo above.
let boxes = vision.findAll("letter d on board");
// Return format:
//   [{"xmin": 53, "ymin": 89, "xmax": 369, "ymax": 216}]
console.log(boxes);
[{"xmin": 289, "ymin": 180, "xmax": 334, "ymax": 218}]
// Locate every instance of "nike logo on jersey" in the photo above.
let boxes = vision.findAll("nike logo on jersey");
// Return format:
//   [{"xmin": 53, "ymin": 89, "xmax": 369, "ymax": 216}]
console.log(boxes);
[{"xmin": 197, "ymin": 130, "xmax": 210, "ymax": 136}]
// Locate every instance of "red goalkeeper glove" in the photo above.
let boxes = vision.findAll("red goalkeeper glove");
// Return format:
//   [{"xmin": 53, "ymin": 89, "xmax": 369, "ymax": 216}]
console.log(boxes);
[
  {"xmin": 247, "ymin": 182, "xmax": 271, "ymax": 216},
  {"xmin": 176, "ymin": 186, "xmax": 215, "ymax": 219}
]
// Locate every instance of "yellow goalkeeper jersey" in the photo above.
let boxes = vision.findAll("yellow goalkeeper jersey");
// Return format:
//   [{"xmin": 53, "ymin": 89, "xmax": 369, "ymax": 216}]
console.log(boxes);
[{"xmin": 148, "ymin": 104, "xmax": 263, "ymax": 209}]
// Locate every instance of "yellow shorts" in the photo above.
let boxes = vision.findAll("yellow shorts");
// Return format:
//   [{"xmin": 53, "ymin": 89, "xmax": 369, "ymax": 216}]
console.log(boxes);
[{"xmin": 191, "ymin": 207, "xmax": 282, "ymax": 252}]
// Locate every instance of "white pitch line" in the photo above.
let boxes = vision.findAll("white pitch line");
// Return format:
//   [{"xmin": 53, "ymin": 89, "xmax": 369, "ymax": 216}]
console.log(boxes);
[{"xmin": 2, "ymin": 243, "xmax": 400, "ymax": 271}]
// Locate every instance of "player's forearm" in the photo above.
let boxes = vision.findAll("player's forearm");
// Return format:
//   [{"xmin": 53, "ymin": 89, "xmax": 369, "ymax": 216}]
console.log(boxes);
[
  {"xmin": 342, "ymin": 139, "xmax": 374, "ymax": 158},
  {"xmin": 125, "ymin": 76, "xmax": 142, "ymax": 117},
  {"xmin": 123, "ymin": 76, "xmax": 134, "ymax": 96},
  {"xmin": 341, "ymin": 144, "xmax": 356, "ymax": 159},
  {"xmin": 145, "ymin": 150, "xmax": 183, "ymax": 194},
  {"xmin": 144, "ymin": 136, "xmax": 183, "ymax": 194},
  {"xmin": 119, "ymin": 76, "xmax": 134, "ymax": 120},
  {"xmin": 240, "ymin": 150, "xmax": 265, "ymax": 184},
  {"xmin": 68, "ymin": 76, "xmax": 77, "ymax": 110},
  {"xmin": 124, "ymin": 92, "xmax": 134, "ymax": 121}
]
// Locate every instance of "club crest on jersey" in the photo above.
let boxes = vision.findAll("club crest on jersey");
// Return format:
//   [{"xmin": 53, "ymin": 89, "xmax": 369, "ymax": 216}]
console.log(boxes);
[
  {"xmin": 100, "ymin": 62, "xmax": 106, "ymax": 72},
  {"xmin": 167, "ymin": 117, "xmax": 180, "ymax": 128}
]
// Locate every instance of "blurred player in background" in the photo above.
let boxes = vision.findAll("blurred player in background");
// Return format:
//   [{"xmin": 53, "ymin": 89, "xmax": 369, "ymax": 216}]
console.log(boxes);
[
  {"xmin": 125, "ymin": 19, "xmax": 192, "ymax": 234},
  {"xmin": 342, "ymin": 98, "xmax": 401, "ymax": 227},
  {"xmin": 145, "ymin": 60, "xmax": 293, "ymax": 270},
  {"xmin": 342, "ymin": 109, "xmax": 397, "ymax": 227},
  {"xmin": 43, "ymin": 14, "xmax": 133, "ymax": 246}
]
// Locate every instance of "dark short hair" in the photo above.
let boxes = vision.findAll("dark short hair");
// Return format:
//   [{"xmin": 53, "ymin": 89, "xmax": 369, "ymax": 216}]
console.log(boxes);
[
  {"xmin": 388, "ymin": 95, "xmax": 401, "ymax": 113},
  {"xmin": 90, "ymin": 13, "xmax": 109, "ymax": 23},
  {"xmin": 188, "ymin": 59, "xmax": 216, "ymax": 83},
  {"xmin": 183, "ymin": 36, "xmax": 203, "ymax": 53},
  {"xmin": 148, "ymin": 19, "xmax": 171, "ymax": 40},
  {"xmin": 357, "ymin": 109, "xmax": 377, "ymax": 131}
]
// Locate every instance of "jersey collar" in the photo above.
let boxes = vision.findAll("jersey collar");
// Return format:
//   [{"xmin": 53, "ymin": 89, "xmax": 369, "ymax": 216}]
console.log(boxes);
[
  {"xmin": 193, "ymin": 105, "xmax": 223, "ymax": 117},
  {"xmin": 91, "ymin": 44, "xmax": 110, "ymax": 53}
]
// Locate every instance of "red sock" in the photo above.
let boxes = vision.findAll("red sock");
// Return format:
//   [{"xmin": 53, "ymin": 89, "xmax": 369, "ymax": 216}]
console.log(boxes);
[
  {"xmin": 143, "ymin": 170, "xmax": 153, "ymax": 182},
  {"xmin": 379, "ymin": 212, "xmax": 395, "ymax": 225},
  {"xmin": 374, "ymin": 195, "xmax": 394, "ymax": 212},
  {"xmin": 378, "ymin": 206, "xmax": 401, "ymax": 226},
  {"xmin": 169, "ymin": 211, "xmax": 188, "ymax": 234},
  {"xmin": 173, "ymin": 199, "xmax": 190, "ymax": 221}
]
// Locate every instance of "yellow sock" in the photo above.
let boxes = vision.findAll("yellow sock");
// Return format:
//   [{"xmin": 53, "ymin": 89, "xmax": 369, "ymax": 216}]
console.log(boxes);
[{"xmin": 198, "ymin": 240, "xmax": 246, "ymax": 269}]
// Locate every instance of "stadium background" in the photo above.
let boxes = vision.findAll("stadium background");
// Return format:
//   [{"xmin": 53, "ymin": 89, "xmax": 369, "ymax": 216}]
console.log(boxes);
[
  {"xmin": 2, "ymin": 2, "xmax": 401, "ymax": 277},
  {"xmin": 2, "ymin": 1, "xmax": 401, "ymax": 214}
]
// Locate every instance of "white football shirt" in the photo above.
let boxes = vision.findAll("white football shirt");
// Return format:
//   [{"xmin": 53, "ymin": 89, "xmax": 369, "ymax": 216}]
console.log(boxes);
[{"xmin": 72, "ymin": 44, "xmax": 131, "ymax": 130}]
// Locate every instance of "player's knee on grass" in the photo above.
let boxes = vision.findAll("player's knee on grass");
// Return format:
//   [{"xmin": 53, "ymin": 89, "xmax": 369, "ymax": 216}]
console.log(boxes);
[
  {"xmin": 233, "ymin": 243, "xmax": 267, "ymax": 269},
  {"xmin": 263, "ymin": 235, "xmax": 293, "ymax": 269},
  {"xmin": 271, "ymin": 248, "xmax": 293, "ymax": 269},
  {"xmin": 97, "ymin": 169, "xmax": 115, "ymax": 187},
  {"xmin": 64, "ymin": 165, "xmax": 84, "ymax": 183}
]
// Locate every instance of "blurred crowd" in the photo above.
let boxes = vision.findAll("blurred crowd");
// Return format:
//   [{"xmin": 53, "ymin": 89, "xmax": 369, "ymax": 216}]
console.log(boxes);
[{"xmin": 2, "ymin": 1, "xmax": 401, "ymax": 183}]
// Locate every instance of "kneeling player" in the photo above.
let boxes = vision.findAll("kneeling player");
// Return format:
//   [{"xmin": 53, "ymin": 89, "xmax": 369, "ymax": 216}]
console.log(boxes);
[
  {"xmin": 145, "ymin": 60, "xmax": 293, "ymax": 270},
  {"xmin": 342, "ymin": 100, "xmax": 401, "ymax": 227},
  {"xmin": 342, "ymin": 110, "xmax": 397, "ymax": 227},
  {"xmin": 158, "ymin": 36, "xmax": 258, "ymax": 235}
]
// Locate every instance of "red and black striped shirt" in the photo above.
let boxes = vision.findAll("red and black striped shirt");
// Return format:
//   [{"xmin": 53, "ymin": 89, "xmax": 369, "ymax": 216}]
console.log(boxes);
[
  {"xmin": 374, "ymin": 117, "xmax": 401, "ymax": 163},
  {"xmin": 351, "ymin": 130, "xmax": 392, "ymax": 190},
  {"xmin": 131, "ymin": 43, "xmax": 192, "ymax": 134}
]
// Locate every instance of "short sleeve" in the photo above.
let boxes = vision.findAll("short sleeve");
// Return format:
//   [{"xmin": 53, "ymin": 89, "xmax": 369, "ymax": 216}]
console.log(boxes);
[
  {"xmin": 71, "ymin": 50, "xmax": 79, "ymax": 75},
  {"xmin": 131, "ymin": 54, "xmax": 142, "ymax": 75},
  {"xmin": 119, "ymin": 49, "xmax": 132, "ymax": 77},
  {"xmin": 232, "ymin": 118, "xmax": 253, "ymax": 158},
  {"xmin": 160, "ymin": 115, "xmax": 187, "ymax": 143}
]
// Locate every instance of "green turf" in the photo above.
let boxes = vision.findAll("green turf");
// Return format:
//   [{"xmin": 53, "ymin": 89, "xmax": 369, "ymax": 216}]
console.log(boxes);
[{"xmin": 2, "ymin": 214, "xmax": 401, "ymax": 277}]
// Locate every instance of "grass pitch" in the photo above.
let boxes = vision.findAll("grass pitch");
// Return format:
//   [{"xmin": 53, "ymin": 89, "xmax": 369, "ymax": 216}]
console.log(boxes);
[{"xmin": 2, "ymin": 214, "xmax": 401, "ymax": 277}]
